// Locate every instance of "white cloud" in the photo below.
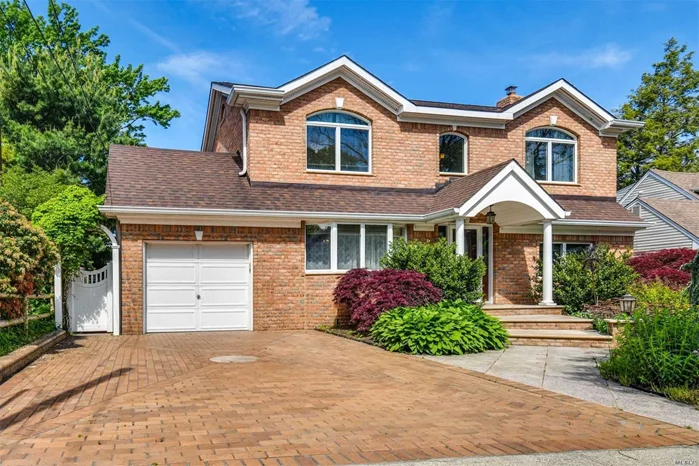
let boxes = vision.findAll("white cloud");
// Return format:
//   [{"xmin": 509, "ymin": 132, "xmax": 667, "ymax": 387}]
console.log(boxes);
[
  {"xmin": 129, "ymin": 19, "xmax": 181, "ymax": 53},
  {"xmin": 214, "ymin": 0, "xmax": 331, "ymax": 40},
  {"xmin": 155, "ymin": 51, "xmax": 252, "ymax": 87},
  {"xmin": 528, "ymin": 44, "xmax": 632, "ymax": 69}
]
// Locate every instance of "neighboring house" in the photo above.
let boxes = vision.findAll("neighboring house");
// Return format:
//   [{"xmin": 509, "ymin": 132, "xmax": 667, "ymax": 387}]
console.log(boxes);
[
  {"xmin": 101, "ymin": 56, "xmax": 645, "ymax": 335},
  {"xmin": 618, "ymin": 169, "xmax": 699, "ymax": 253}
]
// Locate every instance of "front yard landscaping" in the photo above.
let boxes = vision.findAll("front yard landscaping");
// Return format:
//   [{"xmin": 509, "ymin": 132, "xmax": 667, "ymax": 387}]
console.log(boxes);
[
  {"xmin": 324, "ymin": 239, "xmax": 508, "ymax": 356},
  {"xmin": 530, "ymin": 245, "xmax": 699, "ymax": 406}
]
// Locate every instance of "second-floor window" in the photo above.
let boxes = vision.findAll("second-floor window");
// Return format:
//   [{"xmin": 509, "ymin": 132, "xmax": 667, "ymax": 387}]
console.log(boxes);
[
  {"xmin": 307, "ymin": 111, "xmax": 370, "ymax": 173},
  {"xmin": 525, "ymin": 128, "xmax": 576, "ymax": 183},
  {"xmin": 439, "ymin": 133, "xmax": 467, "ymax": 174}
]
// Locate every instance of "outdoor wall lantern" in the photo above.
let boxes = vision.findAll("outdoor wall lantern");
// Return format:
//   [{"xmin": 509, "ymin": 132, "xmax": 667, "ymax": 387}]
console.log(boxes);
[
  {"xmin": 619, "ymin": 293, "xmax": 637, "ymax": 314},
  {"xmin": 485, "ymin": 206, "xmax": 496, "ymax": 225},
  {"xmin": 194, "ymin": 229, "xmax": 204, "ymax": 241}
]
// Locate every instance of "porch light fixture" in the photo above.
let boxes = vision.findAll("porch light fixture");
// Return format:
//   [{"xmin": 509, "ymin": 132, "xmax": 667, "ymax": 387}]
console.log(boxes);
[
  {"xmin": 619, "ymin": 294, "xmax": 637, "ymax": 314},
  {"xmin": 194, "ymin": 229, "xmax": 204, "ymax": 241},
  {"xmin": 485, "ymin": 206, "xmax": 496, "ymax": 225}
]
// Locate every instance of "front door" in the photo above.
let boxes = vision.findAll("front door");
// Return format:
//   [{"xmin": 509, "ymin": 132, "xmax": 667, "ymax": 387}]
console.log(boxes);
[{"xmin": 448, "ymin": 224, "xmax": 492, "ymax": 302}]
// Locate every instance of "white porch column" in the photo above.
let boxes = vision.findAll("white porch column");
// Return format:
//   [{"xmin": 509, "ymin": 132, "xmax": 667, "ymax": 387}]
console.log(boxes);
[
  {"xmin": 455, "ymin": 217, "xmax": 465, "ymax": 255},
  {"xmin": 540, "ymin": 220, "xmax": 556, "ymax": 305}
]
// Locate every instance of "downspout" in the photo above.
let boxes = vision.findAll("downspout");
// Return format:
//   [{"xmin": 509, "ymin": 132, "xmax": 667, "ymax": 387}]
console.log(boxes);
[{"xmin": 239, "ymin": 108, "xmax": 248, "ymax": 176}]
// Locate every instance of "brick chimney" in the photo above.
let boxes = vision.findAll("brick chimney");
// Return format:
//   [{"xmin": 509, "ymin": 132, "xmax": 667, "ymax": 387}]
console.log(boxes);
[{"xmin": 497, "ymin": 85, "xmax": 522, "ymax": 108}]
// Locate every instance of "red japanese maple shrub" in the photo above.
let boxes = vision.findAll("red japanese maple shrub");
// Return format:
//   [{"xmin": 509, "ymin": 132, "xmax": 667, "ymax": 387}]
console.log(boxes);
[
  {"xmin": 628, "ymin": 249, "xmax": 697, "ymax": 289},
  {"xmin": 333, "ymin": 268, "xmax": 442, "ymax": 332}
]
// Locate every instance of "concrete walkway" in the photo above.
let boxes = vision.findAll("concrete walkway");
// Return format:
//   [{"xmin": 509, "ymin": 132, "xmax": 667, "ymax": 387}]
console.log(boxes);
[
  {"xmin": 425, "ymin": 346, "xmax": 699, "ymax": 430},
  {"xmin": 363, "ymin": 445, "xmax": 699, "ymax": 466}
]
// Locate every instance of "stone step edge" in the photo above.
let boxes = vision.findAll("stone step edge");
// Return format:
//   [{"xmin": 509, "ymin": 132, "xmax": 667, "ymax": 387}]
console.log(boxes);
[
  {"xmin": 483, "ymin": 304, "xmax": 566, "ymax": 310},
  {"xmin": 507, "ymin": 330, "xmax": 613, "ymax": 341},
  {"xmin": 493, "ymin": 316, "xmax": 594, "ymax": 323}
]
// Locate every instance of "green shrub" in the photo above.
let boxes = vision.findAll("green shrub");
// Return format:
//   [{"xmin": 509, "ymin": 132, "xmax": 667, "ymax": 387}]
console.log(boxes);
[
  {"xmin": 599, "ymin": 309, "xmax": 699, "ymax": 403},
  {"xmin": 370, "ymin": 300, "xmax": 508, "ymax": 355},
  {"xmin": 0, "ymin": 316, "xmax": 56, "ymax": 357},
  {"xmin": 380, "ymin": 239, "xmax": 486, "ymax": 302},
  {"xmin": 628, "ymin": 281, "xmax": 692, "ymax": 316},
  {"xmin": 531, "ymin": 244, "xmax": 637, "ymax": 313},
  {"xmin": 685, "ymin": 250, "xmax": 699, "ymax": 306}
]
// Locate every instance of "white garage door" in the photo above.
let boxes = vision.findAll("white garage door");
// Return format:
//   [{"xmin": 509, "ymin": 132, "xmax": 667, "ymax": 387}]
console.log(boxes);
[{"xmin": 145, "ymin": 243, "xmax": 251, "ymax": 333}]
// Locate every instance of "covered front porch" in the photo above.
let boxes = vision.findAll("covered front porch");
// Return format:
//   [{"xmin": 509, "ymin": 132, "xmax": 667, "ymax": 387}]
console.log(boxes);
[{"xmin": 427, "ymin": 159, "xmax": 569, "ymax": 307}]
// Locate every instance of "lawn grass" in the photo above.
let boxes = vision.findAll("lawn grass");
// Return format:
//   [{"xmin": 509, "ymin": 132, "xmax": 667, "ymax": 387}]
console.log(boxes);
[{"xmin": 0, "ymin": 316, "xmax": 57, "ymax": 357}]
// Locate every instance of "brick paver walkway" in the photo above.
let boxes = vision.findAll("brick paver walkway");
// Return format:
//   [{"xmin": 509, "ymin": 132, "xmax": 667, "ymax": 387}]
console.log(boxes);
[{"xmin": 0, "ymin": 331, "xmax": 697, "ymax": 465}]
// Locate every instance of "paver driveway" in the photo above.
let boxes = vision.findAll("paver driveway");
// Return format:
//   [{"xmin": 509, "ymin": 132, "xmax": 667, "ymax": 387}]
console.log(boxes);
[{"xmin": 0, "ymin": 331, "xmax": 697, "ymax": 465}]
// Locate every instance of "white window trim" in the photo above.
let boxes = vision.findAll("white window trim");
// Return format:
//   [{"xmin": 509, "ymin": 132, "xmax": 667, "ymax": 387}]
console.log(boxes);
[
  {"xmin": 305, "ymin": 222, "xmax": 405, "ymax": 274},
  {"xmin": 525, "ymin": 127, "xmax": 577, "ymax": 184},
  {"xmin": 438, "ymin": 132, "xmax": 468, "ymax": 175},
  {"xmin": 306, "ymin": 110, "xmax": 372, "ymax": 174}
]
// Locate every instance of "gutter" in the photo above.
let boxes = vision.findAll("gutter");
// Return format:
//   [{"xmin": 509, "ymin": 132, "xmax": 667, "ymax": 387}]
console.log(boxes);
[
  {"xmin": 99, "ymin": 205, "xmax": 648, "ymax": 229},
  {"xmin": 239, "ymin": 109, "xmax": 248, "ymax": 176}
]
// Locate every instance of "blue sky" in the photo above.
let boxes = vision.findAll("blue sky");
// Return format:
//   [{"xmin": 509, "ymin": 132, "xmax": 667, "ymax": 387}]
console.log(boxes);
[{"xmin": 30, "ymin": 0, "xmax": 699, "ymax": 150}]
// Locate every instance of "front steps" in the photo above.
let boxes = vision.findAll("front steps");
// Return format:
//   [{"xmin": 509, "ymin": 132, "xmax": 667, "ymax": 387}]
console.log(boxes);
[{"xmin": 483, "ymin": 304, "xmax": 613, "ymax": 348}]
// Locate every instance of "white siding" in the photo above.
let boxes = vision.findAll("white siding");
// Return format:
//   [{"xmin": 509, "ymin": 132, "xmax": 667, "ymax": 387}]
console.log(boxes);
[
  {"xmin": 633, "ymin": 206, "xmax": 694, "ymax": 253},
  {"xmin": 620, "ymin": 175, "xmax": 690, "ymax": 207}
]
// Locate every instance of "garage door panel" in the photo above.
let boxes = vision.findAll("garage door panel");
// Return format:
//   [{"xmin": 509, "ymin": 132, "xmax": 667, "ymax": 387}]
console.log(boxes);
[
  {"xmin": 147, "ymin": 244, "xmax": 196, "ymax": 261},
  {"xmin": 146, "ymin": 243, "xmax": 251, "ymax": 333},
  {"xmin": 147, "ymin": 264, "xmax": 196, "ymax": 284},
  {"xmin": 199, "ymin": 244, "xmax": 248, "ymax": 261},
  {"xmin": 199, "ymin": 286, "xmax": 248, "ymax": 306},
  {"xmin": 147, "ymin": 309, "xmax": 197, "ymax": 332},
  {"xmin": 147, "ymin": 287, "xmax": 197, "ymax": 307},
  {"xmin": 200, "ymin": 309, "xmax": 250, "ymax": 330},
  {"xmin": 199, "ymin": 264, "xmax": 247, "ymax": 284}
]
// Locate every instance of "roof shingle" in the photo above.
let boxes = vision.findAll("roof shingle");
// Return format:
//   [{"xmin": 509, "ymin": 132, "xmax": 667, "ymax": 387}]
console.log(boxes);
[
  {"xmin": 641, "ymin": 198, "xmax": 699, "ymax": 237},
  {"xmin": 105, "ymin": 144, "xmax": 641, "ymax": 224}
]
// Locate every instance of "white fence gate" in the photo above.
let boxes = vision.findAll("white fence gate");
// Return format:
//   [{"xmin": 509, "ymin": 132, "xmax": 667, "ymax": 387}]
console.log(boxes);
[{"xmin": 70, "ymin": 264, "xmax": 113, "ymax": 333}]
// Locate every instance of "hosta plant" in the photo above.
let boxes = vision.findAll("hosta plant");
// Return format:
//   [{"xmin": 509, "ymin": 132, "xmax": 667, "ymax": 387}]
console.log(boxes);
[{"xmin": 370, "ymin": 300, "xmax": 508, "ymax": 355}]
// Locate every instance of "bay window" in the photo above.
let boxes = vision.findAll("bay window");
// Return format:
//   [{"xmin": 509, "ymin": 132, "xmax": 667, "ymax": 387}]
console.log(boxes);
[
  {"xmin": 525, "ymin": 128, "xmax": 576, "ymax": 183},
  {"xmin": 305, "ymin": 223, "xmax": 405, "ymax": 272}
]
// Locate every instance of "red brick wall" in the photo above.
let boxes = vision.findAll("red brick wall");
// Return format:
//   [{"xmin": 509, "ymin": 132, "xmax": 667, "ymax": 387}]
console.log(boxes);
[
  {"xmin": 213, "ymin": 103, "xmax": 243, "ymax": 155},
  {"xmin": 493, "ymin": 227, "xmax": 634, "ymax": 304},
  {"xmin": 215, "ymin": 78, "xmax": 617, "ymax": 196},
  {"xmin": 118, "ymin": 222, "xmax": 634, "ymax": 332},
  {"xmin": 119, "ymin": 224, "xmax": 345, "ymax": 335}
]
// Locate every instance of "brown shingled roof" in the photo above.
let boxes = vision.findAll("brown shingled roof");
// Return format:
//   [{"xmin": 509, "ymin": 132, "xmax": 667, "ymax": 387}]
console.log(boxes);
[
  {"xmin": 641, "ymin": 198, "xmax": 699, "ymax": 237},
  {"xmin": 104, "ymin": 145, "xmax": 642, "ymax": 224},
  {"xmin": 651, "ymin": 169, "xmax": 699, "ymax": 199}
]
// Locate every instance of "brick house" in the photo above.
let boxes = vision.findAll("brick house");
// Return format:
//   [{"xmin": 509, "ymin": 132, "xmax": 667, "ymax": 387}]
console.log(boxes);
[{"xmin": 101, "ymin": 56, "xmax": 645, "ymax": 335}]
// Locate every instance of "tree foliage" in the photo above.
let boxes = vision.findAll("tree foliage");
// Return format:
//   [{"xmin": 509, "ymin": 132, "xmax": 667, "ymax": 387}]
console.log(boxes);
[
  {"xmin": 0, "ymin": 0, "xmax": 180, "ymax": 194},
  {"xmin": 617, "ymin": 38, "xmax": 699, "ymax": 188},
  {"xmin": 0, "ymin": 199, "xmax": 58, "ymax": 318},
  {"xmin": 0, "ymin": 165, "xmax": 73, "ymax": 217},
  {"xmin": 31, "ymin": 185, "xmax": 105, "ymax": 278}
]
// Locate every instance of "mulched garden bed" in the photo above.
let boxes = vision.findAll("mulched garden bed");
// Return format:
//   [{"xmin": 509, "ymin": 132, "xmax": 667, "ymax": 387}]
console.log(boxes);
[{"xmin": 315, "ymin": 326, "xmax": 378, "ymax": 346}]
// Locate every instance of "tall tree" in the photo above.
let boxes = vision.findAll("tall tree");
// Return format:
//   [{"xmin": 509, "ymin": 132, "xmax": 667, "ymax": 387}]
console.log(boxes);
[
  {"xmin": 617, "ymin": 38, "xmax": 699, "ymax": 188},
  {"xmin": 0, "ymin": 0, "xmax": 180, "ymax": 194}
]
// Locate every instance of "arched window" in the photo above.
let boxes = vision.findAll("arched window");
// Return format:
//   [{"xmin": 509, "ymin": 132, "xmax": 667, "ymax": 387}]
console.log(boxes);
[
  {"xmin": 306, "ymin": 111, "xmax": 370, "ymax": 173},
  {"xmin": 525, "ymin": 128, "xmax": 576, "ymax": 183},
  {"xmin": 439, "ymin": 133, "xmax": 467, "ymax": 174}
]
